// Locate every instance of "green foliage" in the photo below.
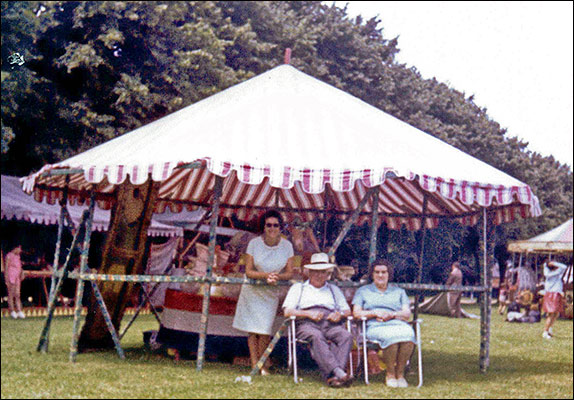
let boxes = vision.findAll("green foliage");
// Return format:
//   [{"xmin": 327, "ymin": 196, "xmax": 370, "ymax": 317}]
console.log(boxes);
[{"xmin": 1, "ymin": 1, "xmax": 572, "ymax": 258}]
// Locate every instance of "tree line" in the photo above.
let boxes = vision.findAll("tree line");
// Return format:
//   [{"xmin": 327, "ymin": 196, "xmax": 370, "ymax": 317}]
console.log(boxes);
[{"xmin": 2, "ymin": 1, "xmax": 572, "ymax": 281}]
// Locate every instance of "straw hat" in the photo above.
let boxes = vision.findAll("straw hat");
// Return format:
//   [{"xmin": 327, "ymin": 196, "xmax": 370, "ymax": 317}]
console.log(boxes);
[{"xmin": 303, "ymin": 252, "xmax": 336, "ymax": 270}]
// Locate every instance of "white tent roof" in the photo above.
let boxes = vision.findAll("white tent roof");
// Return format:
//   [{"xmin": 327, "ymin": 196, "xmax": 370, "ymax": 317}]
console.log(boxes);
[
  {"xmin": 22, "ymin": 64, "xmax": 541, "ymax": 230},
  {"xmin": 508, "ymin": 218, "xmax": 573, "ymax": 253}
]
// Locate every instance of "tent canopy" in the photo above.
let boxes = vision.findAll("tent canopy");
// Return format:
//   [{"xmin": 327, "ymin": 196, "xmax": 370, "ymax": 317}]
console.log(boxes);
[
  {"xmin": 508, "ymin": 218, "xmax": 573, "ymax": 253},
  {"xmin": 22, "ymin": 65, "xmax": 541, "ymax": 230},
  {"xmin": 2, "ymin": 175, "xmax": 182, "ymax": 237}
]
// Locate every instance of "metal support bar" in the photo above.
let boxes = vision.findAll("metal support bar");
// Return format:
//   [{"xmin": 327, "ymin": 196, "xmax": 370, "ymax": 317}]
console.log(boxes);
[
  {"xmin": 368, "ymin": 187, "xmax": 380, "ymax": 270},
  {"xmin": 196, "ymin": 175, "xmax": 224, "ymax": 371},
  {"xmin": 413, "ymin": 195, "xmax": 428, "ymax": 322},
  {"xmin": 40, "ymin": 168, "xmax": 84, "ymax": 177},
  {"xmin": 48, "ymin": 178, "xmax": 70, "ymax": 312},
  {"xmin": 70, "ymin": 193, "xmax": 96, "ymax": 362},
  {"xmin": 89, "ymin": 281, "xmax": 125, "ymax": 359},
  {"xmin": 250, "ymin": 320, "xmax": 290, "ymax": 377},
  {"xmin": 479, "ymin": 208, "xmax": 491, "ymax": 373},
  {"xmin": 328, "ymin": 186, "xmax": 378, "ymax": 258},
  {"xmin": 38, "ymin": 209, "xmax": 89, "ymax": 353}
]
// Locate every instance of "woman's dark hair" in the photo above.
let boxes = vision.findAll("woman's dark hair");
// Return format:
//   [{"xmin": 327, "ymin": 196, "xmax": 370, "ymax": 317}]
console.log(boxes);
[
  {"xmin": 259, "ymin": 210, "xmax": 284, "ymax": 232},
  {"xmin": 368, "ymin": 259, "xmax": 394, "ymax": 282}
]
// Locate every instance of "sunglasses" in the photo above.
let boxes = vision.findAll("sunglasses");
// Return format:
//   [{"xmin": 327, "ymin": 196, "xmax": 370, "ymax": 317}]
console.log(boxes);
[{"xmin": 265, "ymin": 223, "xmax": 281, "ymax": 228}]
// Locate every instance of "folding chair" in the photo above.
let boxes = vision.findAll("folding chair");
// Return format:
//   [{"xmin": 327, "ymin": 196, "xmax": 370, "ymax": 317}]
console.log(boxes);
[
  {"xmin": 286, "ymin": 315, "xmax": 354, "ymax": 384},
  {"xmin": 358, "ymin": 317, "xmax": 423, "ymax": 387}
]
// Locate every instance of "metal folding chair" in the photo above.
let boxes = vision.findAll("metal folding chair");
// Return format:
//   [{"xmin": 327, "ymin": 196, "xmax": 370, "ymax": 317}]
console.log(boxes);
[
  {"xmin": 286, "ymin": 315, "xmax": 354, "ymax": 384},
  {"xmin": 358, "ymin": 317, "xmax": 423, "ymax": 387}
]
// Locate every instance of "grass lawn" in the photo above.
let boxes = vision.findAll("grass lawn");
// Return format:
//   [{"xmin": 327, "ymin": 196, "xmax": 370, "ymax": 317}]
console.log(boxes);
[{"xmin": 1, "ymin": 304, "xmax": 572, "ymax": 399}]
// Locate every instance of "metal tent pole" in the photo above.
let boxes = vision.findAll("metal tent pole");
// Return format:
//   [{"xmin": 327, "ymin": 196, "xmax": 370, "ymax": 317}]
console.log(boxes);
[
  {"xmin": 368, "ymin": 187, "xmax": 380, "ymax": 270},
  {"xmin": 327, "ymin": 186, "xmax": 378, "ymax": 259},
  {"xmin": 479, "ymin": 208, "xmax": 492, "ymax": 372},
  {"xmin": 196, "ymin": 175, "xmax": 224, "ymax": 371},
  {"xmin": 69, "ymin": 192, "xmax": 96, "ymax": 362},
  {"xmin": 413, "ymin": 195, "xmax": 428, "ymax": 322}
]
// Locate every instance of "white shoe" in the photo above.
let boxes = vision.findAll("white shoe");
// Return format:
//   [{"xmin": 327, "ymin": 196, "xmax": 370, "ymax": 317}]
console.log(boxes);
[
  {"xmin": 17, "ymin": 311, "xmax": 26, "ymax": 319},
  {"xmin": 386, "ymin": 378, "xmax": 398, "ymax": 388},
  {"xmin": 542, "ymin": 331, "xmax": 552, "ymax": 339},
  {"xmin": 397, "ymin": 377, "xmax": 409, "ymax": 388},
  {"xmin": 10, "ymin": 311, "xmax": 18, "ymax": 319}
]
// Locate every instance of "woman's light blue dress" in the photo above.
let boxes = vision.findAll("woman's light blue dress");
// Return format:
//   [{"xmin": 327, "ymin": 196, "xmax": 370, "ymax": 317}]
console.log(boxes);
[{"xmin": 352, "ymin": 283, "xmax": 415, "ymax": 349}]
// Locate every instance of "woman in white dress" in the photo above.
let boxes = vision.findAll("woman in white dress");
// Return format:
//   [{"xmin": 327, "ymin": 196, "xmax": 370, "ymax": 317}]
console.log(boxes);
[{"xmin": 232, "ymin": 210, "xmax": 294, "ymax": 374}]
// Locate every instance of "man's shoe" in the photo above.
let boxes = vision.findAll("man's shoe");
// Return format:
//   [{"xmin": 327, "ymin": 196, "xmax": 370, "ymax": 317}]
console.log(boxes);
[
  {"xmin": 10, "ymin": 311, "xmax": 18, "ymax": 319},
  {"xmin": 17, "ymin": 311, "xmax": 26, "ymax": 319},
  {"xmin": 542, "ymin": 331, "xmax": 552, "ymax": 339},
  {"xmin": 397, "ymin": 377, "xmax": 409, "ymax": 388},
  {"xmin": 327, "ymin": 377, "xmax": 345, "ymax": 388},
  {"xmin": 340, "ymin": 373, "xmax": 354, "ymax": 387}
]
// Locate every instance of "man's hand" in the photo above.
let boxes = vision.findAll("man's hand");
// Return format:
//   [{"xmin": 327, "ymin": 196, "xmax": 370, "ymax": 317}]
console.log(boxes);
[
  {"xmin": 326, "ymin": 311, "xmax": 342, "ymax": 323},
  {"xmin": 306, "ymin": 310, "xmax": 323, "ymax": 322}
]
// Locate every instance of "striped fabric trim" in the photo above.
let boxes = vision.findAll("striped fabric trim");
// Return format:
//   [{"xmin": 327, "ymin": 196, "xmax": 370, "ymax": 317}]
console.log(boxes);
[{"xmin": 21, "ymin": 158, "xmax": 541, "ymax": 231}]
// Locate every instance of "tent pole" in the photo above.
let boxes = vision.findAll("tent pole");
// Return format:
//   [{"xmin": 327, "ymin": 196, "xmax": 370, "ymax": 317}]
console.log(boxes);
[
  {"xmin": 368, "ymin": 187, "xmax": 380, "ymax": 271},
  {"xmin": 70, "ymin": 190, "xmax": 96, "ymax": 362},
  {"xmin": 38, "ymin": 205, "xmax": 88, "ymax": 353},
  {"xmin": 327, "ymin": 186, "xmax": 377, "ymax": 259},
  {"xmin": 196, "ymin": 175, "xmax": 224, "ymax": 371},
  {"xmin": 479, "ymin": 207, "xmax": 492, "ymax": 373},
  {"xmin": 413, "ymin": 194, "xmax": 428, "ymax": 322},
  {"xmin": 49, "ymin": 176, "xmax": 70, "ymax": 307}
]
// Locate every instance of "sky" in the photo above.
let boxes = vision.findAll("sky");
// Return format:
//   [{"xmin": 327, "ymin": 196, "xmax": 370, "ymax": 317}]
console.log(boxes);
[{"xmin": 331, "ymin": 1, "xmax": 573, "ymax": 169}]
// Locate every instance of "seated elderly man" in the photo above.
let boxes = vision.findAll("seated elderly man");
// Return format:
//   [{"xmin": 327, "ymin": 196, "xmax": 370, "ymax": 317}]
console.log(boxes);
[{"xmin": 282, "ymin": 253, "xmax": 353, "ymax": 388}]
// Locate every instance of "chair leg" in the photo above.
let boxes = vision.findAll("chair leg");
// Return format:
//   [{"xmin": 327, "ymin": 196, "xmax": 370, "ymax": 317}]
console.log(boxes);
[
  {"xmin": 415, "ymin": 320, "xmax": 423, "ymax": 388},
  {"xmin": 362, "ymin": 319, "xmax": 370, "ymax": 385},
  {"xmin": 291, "ymin": 318, "xmax": 299, "ymax": 384}
]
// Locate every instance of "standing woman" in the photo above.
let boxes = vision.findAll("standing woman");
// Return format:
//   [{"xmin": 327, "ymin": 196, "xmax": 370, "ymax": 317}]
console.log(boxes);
[
  {"xmin": 5, "ymin": 244, "xmax": 26, "ymax": 319},
  {"xmin": 542, "ymin": 260, "xmax": 568, "ymax": 339},
  {"xmin": 232, "ymin": 210, "xmax": 294, "ymax": 375},
  {"xmin": 352, "ymin": 260, "xmax": 415, "ymax": 388}
]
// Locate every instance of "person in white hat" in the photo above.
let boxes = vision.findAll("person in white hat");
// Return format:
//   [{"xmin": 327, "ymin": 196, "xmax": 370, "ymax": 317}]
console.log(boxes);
[{"xmin": 282, "ymin": 252, "xmax": 353, "ymax": 388}]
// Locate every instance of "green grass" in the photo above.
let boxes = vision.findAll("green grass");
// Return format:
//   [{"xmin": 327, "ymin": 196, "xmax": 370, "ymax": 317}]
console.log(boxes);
[{"xmin": 1, "ymin": 305, "xmax": 572, "ymax": 399}]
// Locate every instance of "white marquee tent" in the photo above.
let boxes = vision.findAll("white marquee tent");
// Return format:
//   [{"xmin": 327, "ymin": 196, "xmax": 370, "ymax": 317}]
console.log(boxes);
[
  {"xmin": 22, "ymin": 65, "xmax": 541, "ymax": 229},
  {"xmin": 23, "ymin": 63, "xmax": 542, "ymax": 372}
]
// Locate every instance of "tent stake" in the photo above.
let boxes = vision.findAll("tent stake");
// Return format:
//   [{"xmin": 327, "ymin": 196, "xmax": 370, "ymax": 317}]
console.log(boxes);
[{"xmin": 196, "ymin": 175, "xmax": 224, "ymax": 371}]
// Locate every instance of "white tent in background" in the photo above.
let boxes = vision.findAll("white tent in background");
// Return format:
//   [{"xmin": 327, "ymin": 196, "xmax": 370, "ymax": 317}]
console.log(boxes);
[
  {"xmin": 2, "ymin": 175, "xmax": 182, "ymax": 237},
  {"xmin": 508, "ymin": 219, "xmax": 573, "ymax": 253}
]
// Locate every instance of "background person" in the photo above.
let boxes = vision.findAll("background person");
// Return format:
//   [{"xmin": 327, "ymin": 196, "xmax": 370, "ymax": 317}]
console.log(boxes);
[
  {"xmin": 5, "ymin": 244, "xmax": 25, "ymax": 319},
  {"xmin": 446, "ymin": 261, "xmax": 463, "ymax": 318},
  {"xmin": 542, "ymin": 260, "xmax": 568, "ymax": 339},
  {"xmin": 352, "ymin": 260, "xmax": 415, "ymax": 388},
  {"xmin": 232, "ymin": 210, "xmax": 294, "ymax": 375},
  {"xmin": 282, "ymin": 252, "xmax": 353, "ymax": 388}
]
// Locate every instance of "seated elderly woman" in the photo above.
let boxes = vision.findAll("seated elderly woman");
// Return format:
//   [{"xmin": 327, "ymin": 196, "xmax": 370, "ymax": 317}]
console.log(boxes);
[{"xmin": 352, "ymin": 260, "xmax": 416, "ymax": 388}]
